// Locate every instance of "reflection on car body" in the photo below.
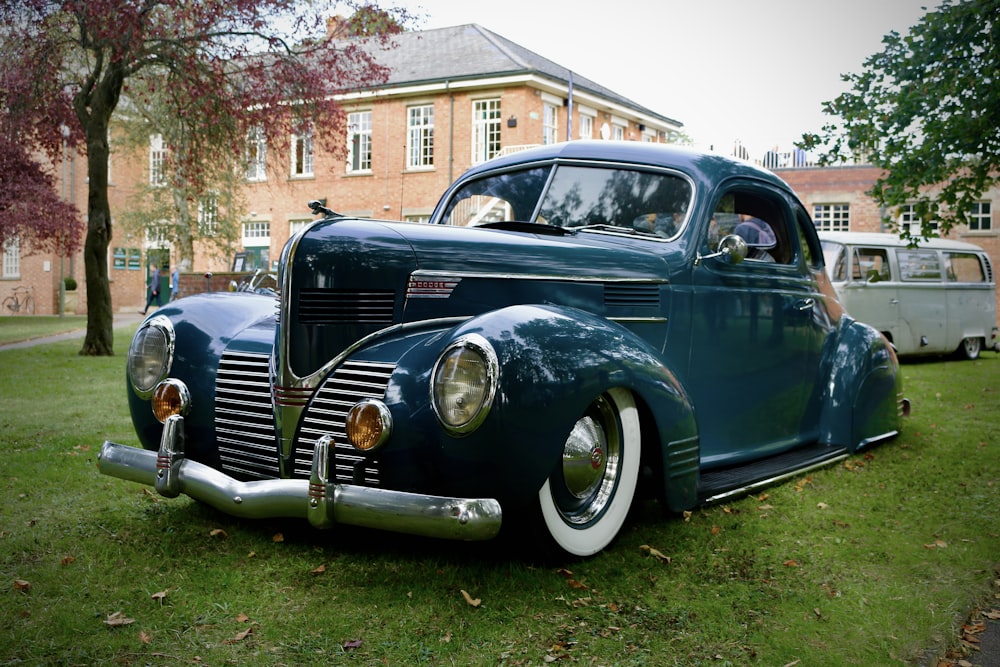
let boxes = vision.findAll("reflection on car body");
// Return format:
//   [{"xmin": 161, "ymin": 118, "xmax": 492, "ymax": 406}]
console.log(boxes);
[{"xmin": 98, "ymin": 141, "xmax": 907, "ymax": 557}]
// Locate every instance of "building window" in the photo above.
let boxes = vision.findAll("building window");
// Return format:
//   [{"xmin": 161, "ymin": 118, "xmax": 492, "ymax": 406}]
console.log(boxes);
[
  {"xmin": 404, "ymin": 214, "xmax": 430, "ymax": 224},
  {"xmin": 347, "ymin": 111, "xmax": 372, "ymax": 173},
  {"xmin": 970, "ymin": 201, "xmax": 992, "ymax": 231},
  {"xmin": 612, "ymin": 123, "xmax": 625, "ymax": 142},
  {"xmin": 578, "ymin": 113, "xmax": 594, "ymax": 140},
  {"xmin": 149, "ymin": 134, "xmax": 167, "ymax": 186},
  {"xmin": 813, "ymin": 203, "xmax": 850, "ymax": 232},
  {"xmin": 291, "ymin": 123, "xmax": 314, "ymax": 177},
  {"xmin": 543, "ymin": 103, "xmax": 559, "ymax": 145},
  {"xmin": 246, "ymin": 126, "xmax": 267, "ymax": 182},
  {"xmin": 899, "ymin": 204, "xmax": 938, "ymax": 235},
  {"xmin": 242, "ymin": 221, "xmax": 270, "ymax": 242},
  {"xmin": 407, "ymin": 105, "xmax": 434, "ymax": 169},
  {"xmin": 472, "ymin": 99, "xmax": 501, "ymax": 164},
  {"xmin": 2, "ymin": 237, "xmax": 20, "ymax": 278},
  {"xmin": 198, "ymin": 194, "xmax": 219, "ymax": 236}
]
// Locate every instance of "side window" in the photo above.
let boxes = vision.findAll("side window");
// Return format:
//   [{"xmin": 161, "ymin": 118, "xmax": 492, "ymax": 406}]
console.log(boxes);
[
  {"xmin": 851, "ymin": 247, "xmax": 890, "ymax": 282},
  {"xmin": 943, "ymin": 252, "xmax": 986, "ymax": 283},
  {"xmin": 712, "ymin": 189, "xmax": 792, "ymax": 264},
  {"xmin": 794, "ymin": 204, "xmax": 822, "ymax": 269},
  {"xmin": 897, "ymin": 249, "xmax": 942, "ymax": 281}
]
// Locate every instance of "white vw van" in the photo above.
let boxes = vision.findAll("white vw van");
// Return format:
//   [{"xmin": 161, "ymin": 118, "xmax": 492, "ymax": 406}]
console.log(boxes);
[{"xmin": 820, "ymin": 231, "xmax": 998, "ymax": 359}]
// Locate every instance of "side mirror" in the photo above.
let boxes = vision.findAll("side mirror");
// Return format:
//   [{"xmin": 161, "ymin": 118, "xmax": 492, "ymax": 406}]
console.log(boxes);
[{"xmin": 696, "ymin": 234, "xmax": 748, "ymax": 266}]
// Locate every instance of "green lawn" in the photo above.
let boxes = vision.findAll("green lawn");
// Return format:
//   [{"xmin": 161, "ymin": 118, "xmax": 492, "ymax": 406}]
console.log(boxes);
[
  {"xmin": 0, "ymin": 315, "xmax": 88, "ymax": 345},
  {"xmin": 1, "ymin": 334, "xmax": 997, "ymax": 666}
]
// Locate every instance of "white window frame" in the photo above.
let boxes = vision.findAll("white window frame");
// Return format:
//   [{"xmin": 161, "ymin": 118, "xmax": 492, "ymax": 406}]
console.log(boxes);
[
  {"xmin": 407, "ymin": 104, "xmax": 434, "ymax": 170},
  {"xmin": 899, "ymin": 203, "xmax": 939, "ymax": 235},
  {"xmin": 289, "ymin": 219, "xmax": 311, "ymax": 237},
  {"xmin": 813, "ymin": 203, "xmax": 850, "ymax": 232},
  {"xmin": 472, "ymin": 98, "xmax": 501, "ymax": 164},
  {"xmin": 291, "ymin": 124, "xmax": 314, "ymax": 178},
  {"xmin": 198, "ymin": 193, "xmax": 219, "ymax": 236},
  {"xmin": 242, "ymin": 220, "xmax": 271, "ymax": 247},
  {"xmin": 542, "ymin": 102, "xmax": 559, "ymax": 145},
  {"xmin": 347, "ymin": 111, "xmax": 372, "ymax": 173},
  {"xmin": 2, "ymin": 237, "xmax": 20, "ymax": 278},
  {"xmin": 611, "ymin": 116, "xmax": 626, "ymax": 142},
  {"xmin": 149, "ymin": 134, "xmax": 167, "ymax": 186},
  {"xmin": 576, "ymin": 104, "xmax": 595, "ymax": 141},
  {"xmin": 970, "ymin": 201, "xmax": 992, "ymax": 231},
  {"xmin": 246, "ymin": 126, "xmax": 267, "ymax": 182}
]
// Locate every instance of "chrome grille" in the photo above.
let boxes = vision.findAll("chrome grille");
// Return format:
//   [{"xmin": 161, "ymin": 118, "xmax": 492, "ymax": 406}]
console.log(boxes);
[
  {"xmin": 215, "ymin": 351, "xmax": 278, "ymax": 480},
  {"xmin": 295, "ymin": 361, "xmax": 395, "ymax": 485},
  {"xmin": 298, "ymin": 288, "xmax": 395, "ymax": 325}
]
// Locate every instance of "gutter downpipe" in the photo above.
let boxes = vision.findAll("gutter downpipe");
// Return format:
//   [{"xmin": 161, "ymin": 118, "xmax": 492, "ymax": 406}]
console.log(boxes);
[{"xmin": 448, "ymin": 80, "xmax": 454, "ymax": 185}]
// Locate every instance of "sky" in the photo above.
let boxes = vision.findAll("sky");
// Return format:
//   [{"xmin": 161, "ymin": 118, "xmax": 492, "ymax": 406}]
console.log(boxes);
[{"xmin": 398, "ymin": 0, "xmax": 932, "ymax": 160}]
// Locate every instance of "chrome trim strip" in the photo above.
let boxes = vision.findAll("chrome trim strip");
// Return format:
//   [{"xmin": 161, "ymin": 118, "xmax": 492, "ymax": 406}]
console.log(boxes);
[
  {"xmin": 608, "ymin": 317, "xmax": 668, "ymax": 323},
  {"xmin": 410, "ymin": 268, "xmax": 668, "ymax": 285},
  {"xmin": 701, "ymin": 454, "xmax": 849, "ymax": 506}
]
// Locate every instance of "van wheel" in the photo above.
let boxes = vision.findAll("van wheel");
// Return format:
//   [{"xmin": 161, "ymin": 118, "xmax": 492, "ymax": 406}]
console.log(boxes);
[
  {"xmin": 537, "ymin": 388, "xmax": 640, "ymax": 557},
  {"xmin": 957, "ymin": 337, "xmax": 981, "ymax": 360}
]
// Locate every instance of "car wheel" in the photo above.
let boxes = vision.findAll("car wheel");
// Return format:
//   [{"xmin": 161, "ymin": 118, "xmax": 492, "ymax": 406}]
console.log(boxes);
[
  {"xmin": 958, "ymin": 337, "xmax": 981, "ymax": 360},
  {"xmin": 538, "ymin": 388, "xmax": 640, "ymax": 557}
]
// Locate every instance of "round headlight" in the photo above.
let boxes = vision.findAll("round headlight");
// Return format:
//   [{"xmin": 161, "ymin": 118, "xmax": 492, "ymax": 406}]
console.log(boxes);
[
  {"xmin": 431, "ymin": 334, "xmax": 498, "ymax": 435},
  {"xmin": 127, "ymin": 316, "xmax": 175, "ymax": 398}
]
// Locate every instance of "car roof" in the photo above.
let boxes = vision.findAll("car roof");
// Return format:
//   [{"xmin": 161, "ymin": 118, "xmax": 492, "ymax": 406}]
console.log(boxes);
[
  {"xmin": 819, "ymin": 231, "xmax": 987, "ymax": 253},
  {"xmin": 461, "ymin": 140, "xmax": 791, "ymax": 190}
]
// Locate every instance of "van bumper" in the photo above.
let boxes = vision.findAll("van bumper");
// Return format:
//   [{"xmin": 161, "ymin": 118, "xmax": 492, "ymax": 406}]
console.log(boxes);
[{"xmin": 97, "ymin": 415, "xmax": 503, "ymax": 542}]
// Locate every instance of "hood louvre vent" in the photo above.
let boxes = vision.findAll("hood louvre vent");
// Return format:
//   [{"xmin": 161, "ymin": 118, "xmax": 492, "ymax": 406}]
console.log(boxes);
[
  {"xmin": 298, "ymin": 288, "xmax": 395, "ymax": 325},
  {"xmin": 604, "ymin": 283, "xmax": 661, "ymax": 308}
]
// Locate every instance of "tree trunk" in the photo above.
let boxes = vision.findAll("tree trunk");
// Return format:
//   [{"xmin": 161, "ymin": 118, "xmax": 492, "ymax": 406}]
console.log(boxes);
[{"xmin": 76, "ymin": 62, "xmax": 125, "ymax": 356}]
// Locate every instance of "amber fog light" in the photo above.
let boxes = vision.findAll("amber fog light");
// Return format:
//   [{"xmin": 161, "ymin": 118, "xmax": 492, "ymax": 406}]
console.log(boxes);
[
  {"xmin": 346, "ymin": 399, "xmax": 392, "ymax": 452},
  {"xmin": 152, "ymin": 379, "xmax": 191, "ymax": 423}
]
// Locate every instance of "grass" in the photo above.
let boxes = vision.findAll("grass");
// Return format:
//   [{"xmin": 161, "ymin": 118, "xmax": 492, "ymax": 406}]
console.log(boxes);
[
  {"xmin": 1, "ymin": 332, "xmax": 998, "ymax": 666},
  {"xmin": 0, "ymin": 315, "xmax": 88, "ymax": 345}
]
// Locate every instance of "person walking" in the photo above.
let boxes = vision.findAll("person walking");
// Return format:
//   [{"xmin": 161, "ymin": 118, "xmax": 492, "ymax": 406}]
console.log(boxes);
[
  {"xmin": 170, "ymin": 265, "xmax": 180, "ymax": 301},
  {"xmin": 141, "ymin": 264, "xmax": 162, "ymax": 315}
]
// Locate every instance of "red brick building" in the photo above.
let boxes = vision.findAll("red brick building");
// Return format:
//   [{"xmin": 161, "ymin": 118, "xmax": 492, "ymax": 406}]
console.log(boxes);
[{"xmin": 778, "ymin": 164, "xmax": 1000, "ymax": 315}]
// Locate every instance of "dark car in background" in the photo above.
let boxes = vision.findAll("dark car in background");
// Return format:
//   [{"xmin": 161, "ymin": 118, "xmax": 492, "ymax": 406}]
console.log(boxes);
[{"xmin": 99, "ymin": 141, "xmax": 907, "ymax": 557}]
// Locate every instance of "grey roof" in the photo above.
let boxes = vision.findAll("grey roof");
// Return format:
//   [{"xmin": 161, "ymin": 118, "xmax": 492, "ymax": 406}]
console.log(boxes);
[{"xmin": 362, "ymin": 24, "xmax": 681, "ymax": 128}]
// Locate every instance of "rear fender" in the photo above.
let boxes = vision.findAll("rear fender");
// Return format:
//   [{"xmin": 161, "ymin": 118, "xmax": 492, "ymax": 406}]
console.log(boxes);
[{"xmin": 818, "ymin": 317, "xmax": 903, "ymax": 451}]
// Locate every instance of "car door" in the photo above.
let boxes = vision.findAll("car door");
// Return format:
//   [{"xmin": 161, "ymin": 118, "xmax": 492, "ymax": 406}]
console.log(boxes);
[{"xmin": 689, "ymin": 182, "xmax": 828, "ymax": 469}]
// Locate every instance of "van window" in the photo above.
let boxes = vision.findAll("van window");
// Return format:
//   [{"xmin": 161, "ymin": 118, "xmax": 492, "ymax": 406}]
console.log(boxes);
[
  {"xmin": 852, "ymin": 247, "xmax": 890, "ymax": 282},
  {"xmin": 944, "ymin": 252, "xmax": 986, "ymax": 283},
  {"xmin": 897, "ymin": 248, "xmax": 942, "ymax": 281}
]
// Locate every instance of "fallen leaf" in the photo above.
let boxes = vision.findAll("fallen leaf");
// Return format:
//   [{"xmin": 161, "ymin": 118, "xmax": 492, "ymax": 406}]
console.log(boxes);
[
  {"xmin": 784, "ymin": 560, "xmax": 799, "ymax": 567},
  {"xmin": 236, "ymin": 613, "xmax": 252, "ymax": 623},
  {"xmin": 310, "ymin": 564, "xmax": 326, "ymax": 575},
  {"xmin": 139, "ymin": 630, "xmax": 152, "ymax": 644},
  {"xmin": 983, "ymin": 609, "xmax": 1000, "ymax": 620},
  {"xmin": 104, "ymin": 611, "xmax": 136, "ymax": 627},
  {"xmin": 556, "ymin": 568, "xmax": 574, "ymax": 578},
  {"xmin": 343, "ymin": 639, "xmax": 363, "ymax": 650},
  {"xmin": 209, "ymin": 528, "xmax": 227, "ymax": 538},
  {"xmin": 272, "ymin": 533, "xmax": 284, "ymax": 543},
  {"xmin": 460, "ymin": 589, "xmax": 481, "ymax": 607},
  {"xmin": 682, "ymin": 510, "xmax": 692, "ymax": 521},
  {"xmin": 711, "ymin": 525, "xmax": 720, "ymax": 535},
  {"xmin": 151, "ymin": 589, "xmax": 168, "ymax": 602},
  {"xmin": 224, "ymin": 626, "xmax": 253, "ymax": 644},
  {"xmin": 13, "ymin": 579, "xmax": 31, "ymax": 592},
  {"xmin": 60, "ymin": 556, "xmax": 76, "ymax": 566},
  {"xmin": 817, "ymin": 502, "xmax": 829, "ymax": 510},
  {"xmin": 639, "ymin": 544, "xmax": 672, "ymax": 564},
  {"xmin": 566, "ymin": 578, "xmax": 587, "ymax": 590}
]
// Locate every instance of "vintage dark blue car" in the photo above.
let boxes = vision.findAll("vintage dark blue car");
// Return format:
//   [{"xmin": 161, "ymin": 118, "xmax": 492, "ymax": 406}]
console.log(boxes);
[{"xmin": 99, "ymin": 141, "xmax": 908, "ymax": 557}]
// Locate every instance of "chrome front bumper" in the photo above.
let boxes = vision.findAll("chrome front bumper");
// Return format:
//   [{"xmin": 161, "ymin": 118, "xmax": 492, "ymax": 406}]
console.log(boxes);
[{"xmin": 98, "ymin": 415, "xmax": 502, "ymax": 542}]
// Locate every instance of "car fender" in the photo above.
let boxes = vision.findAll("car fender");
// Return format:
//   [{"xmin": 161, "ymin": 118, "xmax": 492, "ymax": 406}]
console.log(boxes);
[
  {"xmin": 818, "ymin": 315, "xmax": 903, "ymax": 451},
  {"xmin": 380, "ymin": 304, "xmax": 699, "ymax": 509},
  {"xmin": 127, "ymin": 292, "xmax": 278, "ymax": 462}
]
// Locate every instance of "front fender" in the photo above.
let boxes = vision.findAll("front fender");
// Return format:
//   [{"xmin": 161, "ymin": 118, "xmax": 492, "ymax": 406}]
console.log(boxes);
[
  {"xmin": 818, "ymin": 316, "xmax": 903, "ymax": 451},
  {"xmin": 375, "ymin": 304, "xmax": 698, "ymax": 508},
  {"xmin": 127, "ymin": 292, "xmax": 278, "ymax": 464}
]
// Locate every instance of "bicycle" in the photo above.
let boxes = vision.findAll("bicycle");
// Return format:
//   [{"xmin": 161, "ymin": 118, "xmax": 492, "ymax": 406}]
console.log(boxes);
[{"xmin": 3, "ymin": 285, "xmax": 35, "ymax": 315}]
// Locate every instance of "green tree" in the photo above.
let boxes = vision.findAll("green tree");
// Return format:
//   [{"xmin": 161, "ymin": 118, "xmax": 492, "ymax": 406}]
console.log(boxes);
[
  {"xmin": 0, "ymin": 0, "xmax": 409, "ymax": 355},
  {"xmin": 800, "ymin": 0, "xmax": 1000, "ymax": 242}
]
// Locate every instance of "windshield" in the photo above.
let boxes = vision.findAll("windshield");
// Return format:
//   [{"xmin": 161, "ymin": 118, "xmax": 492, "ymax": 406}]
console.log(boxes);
[{"xmin": 439, "ymin": 164, "xmax": 693, "ymax": 238}]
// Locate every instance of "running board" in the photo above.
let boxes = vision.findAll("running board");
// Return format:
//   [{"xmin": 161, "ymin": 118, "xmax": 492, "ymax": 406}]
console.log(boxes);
[{"xmin": 698, "ymin": 445, "xmax": 849, "ymax": 505}]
